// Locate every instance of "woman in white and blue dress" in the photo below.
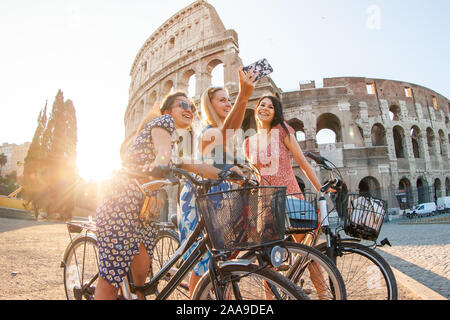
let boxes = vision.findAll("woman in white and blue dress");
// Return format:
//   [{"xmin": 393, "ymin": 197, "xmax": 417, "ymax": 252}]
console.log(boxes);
[{"xmin": 178, "ymin": 66, "xmax": 259, "ymax": 297}]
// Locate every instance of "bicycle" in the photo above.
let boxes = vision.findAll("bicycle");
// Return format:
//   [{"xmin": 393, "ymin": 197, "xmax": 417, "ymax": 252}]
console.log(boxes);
[
  {"xmin": 292, "ymin": 152, "xmax": 398, "ymax": 300},
  {"xmin": 155, "ymin": 163, "xmax": 348, "ymax": 300},
  {"xmin": 61, "ymin": 165, "xmax": 309, "ymax": 300}
]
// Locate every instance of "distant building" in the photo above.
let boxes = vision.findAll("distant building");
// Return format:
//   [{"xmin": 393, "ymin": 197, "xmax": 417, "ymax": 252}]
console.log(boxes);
[{"xmin": 0, "ymin": 142, "xmax": 31, "ymax": 180}]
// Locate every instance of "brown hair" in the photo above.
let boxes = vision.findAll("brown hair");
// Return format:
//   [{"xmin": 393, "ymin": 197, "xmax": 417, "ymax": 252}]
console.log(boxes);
[
  {"xmin": 255, "ymin": 95, "xmax": 290, "ymax": 136},
  {"xmin": 136, "ymin": 91, "xmax": 188, "ymax": 134}
]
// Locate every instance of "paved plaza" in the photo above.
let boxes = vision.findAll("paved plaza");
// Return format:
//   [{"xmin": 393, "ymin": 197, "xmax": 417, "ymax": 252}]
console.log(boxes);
[
  {"xmin": 0, "ymin": 212, "xmax": 448, "ymax": 300},
  {"xmin": 376, "ymin": 221, "xmax": 450, "ymax": 299}
]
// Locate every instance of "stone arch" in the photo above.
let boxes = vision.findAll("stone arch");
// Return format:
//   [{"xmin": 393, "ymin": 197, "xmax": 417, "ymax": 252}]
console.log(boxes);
[
  {"xmin": 416, "ymin": 177, "xmax": 430, "ymax": 204},
  {"xmin": 161, "ymin": 79, "xmax": 174, "ymax": 99},
  {"xmin": 446, "ymin": 177, "xmax": 450, "ymax": 196},
  {"xmin": 426, "ymin": 127, "xmax": 436, "ymax": 156},
  {"xmin": 147, "ymin": 91, "xmax": 157, "ymax": 112},
  {"xmin": 183, "ymin": 69, "xmax": 197, "ymax": 98},
  {"xmin": 389, "ymin": 104, "xmax": 401, "ymax": 121},
  {"xmin": 434, "ymin": 178, "xmax": 442, "ymax": 201},
  {"xmin": 287, "ymin": 119, "xmax": 306, "ymax": 142},
  {"xmin": 316, "ymin": 113, "xmax": 342, "ymax": 144},
  {"xmin": 398, "ymin": 178, "xmax": 413, "ymax": 209},
  {"xmin": 410, "ymin": 126, "xmax": 423, "ymax": 158},
  {"xmin": 206, "ymin": 58, "xmax": 224, "ymax": 73},
  {"xmin": 371, "ymin": 123, "xmax": 387, "ymax": 146},
  {"xmin": 206, "ymin": 58, "xmax": 224, "ymax": 88},
  {"xmin": 207, "ymin": 59, "xmax": 225, "ymax": 87},
  {"xmin": 359, "ymin": 176, "xmax": 382, "ymax": 198},
  {"xmin": 393, "ymin": 125, "xmax": 407, "ymax": 159}
]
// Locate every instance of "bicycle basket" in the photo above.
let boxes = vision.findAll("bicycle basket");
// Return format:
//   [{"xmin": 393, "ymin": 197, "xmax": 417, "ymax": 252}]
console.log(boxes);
[
  {"xmin": 344, "ymin": 194, "xmax": 387, "ymax": 241},
  {"xmin": 196, "ymin": 186, "xmax": 287, "ymax": 251},
  {"xmin": 285, "ymin": 192, "xmax": 318, "ymax": 234}
]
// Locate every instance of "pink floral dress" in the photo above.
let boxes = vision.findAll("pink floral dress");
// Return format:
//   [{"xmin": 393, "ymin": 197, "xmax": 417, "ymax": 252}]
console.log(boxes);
[{"xmin": 244, "ymin": 122, "xmax": 301, "ymax": 195}]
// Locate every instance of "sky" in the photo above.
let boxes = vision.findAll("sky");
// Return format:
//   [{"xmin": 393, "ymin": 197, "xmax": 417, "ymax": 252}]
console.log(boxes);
[{"xmin": 1, "ymin": 0, "xmax": 449, "ymax": 181}]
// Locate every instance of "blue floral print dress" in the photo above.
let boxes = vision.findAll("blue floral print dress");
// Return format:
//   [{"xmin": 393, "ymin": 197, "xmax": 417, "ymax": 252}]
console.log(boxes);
[
  {"xmin": 177, "ymin": 126, "xmax": 234, "ymax": 277},
  {"xmin": 95, "ymin": 114, "xmax": 176, "ymax": 288}
]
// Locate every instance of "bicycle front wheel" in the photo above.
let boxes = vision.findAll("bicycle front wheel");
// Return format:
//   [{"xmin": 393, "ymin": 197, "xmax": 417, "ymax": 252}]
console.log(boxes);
[
  {"xmin": 242, "ymin": 243, "xmax": 346, "ymax": 300},
  {"xmin": 63, "ymin": 235, "xmax": 99, "ymax": 300},
  {"xmin": 151, "ymin": 228, "xmax": 191, "ymax": 300},
  {"xmin": 316, "ymin": 241, "xmax": 398, "ymax": 300},
  {"xmin": 192, "ymin": 263, "xmax": 310, "ymax": 300}
]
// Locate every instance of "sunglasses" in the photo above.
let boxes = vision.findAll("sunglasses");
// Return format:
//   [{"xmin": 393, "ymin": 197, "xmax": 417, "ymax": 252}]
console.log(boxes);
[{"xmin": 175, "ymin": 101, "xmax": 196, "ymax": 113}]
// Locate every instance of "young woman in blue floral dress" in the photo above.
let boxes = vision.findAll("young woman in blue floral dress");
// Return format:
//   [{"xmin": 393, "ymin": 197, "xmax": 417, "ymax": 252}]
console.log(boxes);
[{"xmin": 94, "ymin": 92, "xmax": 230, "ymax": 300}]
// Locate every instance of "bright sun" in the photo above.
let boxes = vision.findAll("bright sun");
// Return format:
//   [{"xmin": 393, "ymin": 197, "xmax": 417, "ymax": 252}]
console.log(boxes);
[{"xmin": 77, "ymin": 153, "xmax": 121, "ymax": 182}]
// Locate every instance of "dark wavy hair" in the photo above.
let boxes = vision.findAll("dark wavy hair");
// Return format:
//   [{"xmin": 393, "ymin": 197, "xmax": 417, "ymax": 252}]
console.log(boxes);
[
  {"xmin": 255, "ymin": 95, "xmax": 290, "ymax": 136},
  {"xmin": 160, "ymin": 91, "xmax": 189, "ymax": 114},
  {"xmin": 136, "ymin": 91, "xmax": 188, "ymax": 134}
]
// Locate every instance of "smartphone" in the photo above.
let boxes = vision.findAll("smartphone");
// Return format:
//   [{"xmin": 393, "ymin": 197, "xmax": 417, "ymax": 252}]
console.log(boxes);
[{"xmin": 243, "ymin": 58, "xmax": 273, "ymax": 82}]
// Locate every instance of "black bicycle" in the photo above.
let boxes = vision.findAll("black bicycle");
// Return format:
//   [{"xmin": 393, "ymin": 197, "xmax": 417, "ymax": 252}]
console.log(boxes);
[
  {"xmin": 156, "ymin": 163, "xmax": 347, "ymax": 300},
  {"xmin": 61, "ymin": 166, "xmax": 309, "ymax": 300},
  {"xmin": 294, "ymin": 152, "xmax": 398, "ymax": 300}
]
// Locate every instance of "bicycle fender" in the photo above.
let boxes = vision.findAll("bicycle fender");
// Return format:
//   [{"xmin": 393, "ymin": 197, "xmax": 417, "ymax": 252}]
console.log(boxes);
[
  {"xmin": 218, "ymin": 259, "xmax": 254, "ymax": 268},
  {"xmin": 61, "ymin": 233, "xmax": 98, "ymax": 268}
]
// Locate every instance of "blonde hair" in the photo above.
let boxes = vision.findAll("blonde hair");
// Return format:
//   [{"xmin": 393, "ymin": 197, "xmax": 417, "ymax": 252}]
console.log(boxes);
[{"xmin": 201, "ymin": 86, "xmax": 228, "ymax": 129}]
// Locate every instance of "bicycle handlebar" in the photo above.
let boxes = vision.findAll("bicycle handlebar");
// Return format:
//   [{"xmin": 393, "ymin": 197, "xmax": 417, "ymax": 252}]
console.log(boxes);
[
  {"xmin": 304, "ymin": 152, "xmax": 334, "ymax": 171},
  {"xmin": 304, "ymin": 152, "xmax": 346, "ymax": 194},
  {"xmin": 145, "ymin": 165, "xmax": 257, "ymax": 191}
]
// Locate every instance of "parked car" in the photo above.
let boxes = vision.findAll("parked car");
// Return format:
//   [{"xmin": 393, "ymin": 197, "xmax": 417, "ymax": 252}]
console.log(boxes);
[
  {"xmin": 409, "ymin": 202, "xmax": 437, "ymax": 217},
  {"xmin": 437, "ymin": 197, "xmax": 450, "ymax": 213}
]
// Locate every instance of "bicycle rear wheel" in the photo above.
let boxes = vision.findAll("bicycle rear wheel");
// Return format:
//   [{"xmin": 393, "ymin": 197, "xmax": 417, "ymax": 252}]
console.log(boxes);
[
  {"xmin": 316, "ymin": 241, "xmax": 397, "ymax": 300},
  {"xmin": 192, "ymin": 263, "xmax": 310, "ymax": 300},
  {"xmin": 63, "ymin": 235, "xmax": 99, "ymax": 300}
]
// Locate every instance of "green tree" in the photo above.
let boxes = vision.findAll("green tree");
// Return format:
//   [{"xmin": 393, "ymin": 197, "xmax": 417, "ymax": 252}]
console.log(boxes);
[
  {"xmin": 22, "ymin": 102, "xmax": 48, "ymax": 218},
  {"xmin": 22, "ymin": 91, "xmax": 79, "ymax": 221},
  {"xmin": 0, "ymin": 153, "xmax": 7, "ymax": 176},
  {"xmin": 41, "ymin": 90, "xmax": 79, "ymax": 221}
]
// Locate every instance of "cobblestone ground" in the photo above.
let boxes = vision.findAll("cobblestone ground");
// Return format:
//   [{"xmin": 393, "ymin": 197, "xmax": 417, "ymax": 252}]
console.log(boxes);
[
  {"xmin": 0, "ymin": 216, "xmax": 427, "ymax": 300},
  {"xmin": 376, "ymin": 222, "xmax": 450, "ymax": 299}
]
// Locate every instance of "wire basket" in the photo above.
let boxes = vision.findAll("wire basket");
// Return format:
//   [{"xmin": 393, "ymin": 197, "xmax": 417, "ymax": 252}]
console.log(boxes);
[
  {"xmin": 285, "ymin": 192, "xmax": 318, "ymax": 234},
  {"xmin": 196, "ymin": 186, "xmax": 287, "ymax": 251},
  {"xmin": 343, "ymin": 194, "xmax": 388, "ymax": 241}
]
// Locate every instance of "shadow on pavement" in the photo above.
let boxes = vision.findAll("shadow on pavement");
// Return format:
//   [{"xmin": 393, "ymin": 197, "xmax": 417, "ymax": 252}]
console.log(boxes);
[{"xmin": 377, "ymin": 249, "xmax": 450, "ymax": 299}]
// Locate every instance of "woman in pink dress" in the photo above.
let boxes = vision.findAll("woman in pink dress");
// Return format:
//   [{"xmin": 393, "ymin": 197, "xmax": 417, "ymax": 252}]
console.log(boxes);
[
  {"xmin": 243, "ymin": 95, "xmax": 322, "ymax": 226},
  {"xmin": 243, "ymin": 95, "xmax": 327, "ymax": 299}
]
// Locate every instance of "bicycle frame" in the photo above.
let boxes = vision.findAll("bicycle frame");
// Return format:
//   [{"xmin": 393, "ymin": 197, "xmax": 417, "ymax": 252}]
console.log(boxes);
[{"xmin": 132, "ymin": 215, "xmax": 211, "ymax": 300}]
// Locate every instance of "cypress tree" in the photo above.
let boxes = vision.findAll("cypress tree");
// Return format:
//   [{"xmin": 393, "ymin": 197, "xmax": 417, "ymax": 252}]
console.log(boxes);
[
  {"xmin": 36, "ymin": 90, "xmax": 79, "ymax": 221},
  {"xmin": 22, "ymin": 102, "xmax": 48, "ymax": 218}
]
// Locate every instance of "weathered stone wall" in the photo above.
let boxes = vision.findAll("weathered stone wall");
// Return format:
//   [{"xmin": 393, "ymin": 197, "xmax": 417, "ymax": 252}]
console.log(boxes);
[{"xmin": 279, "ymin": 77, "xmax": 450, "ymax": 209}]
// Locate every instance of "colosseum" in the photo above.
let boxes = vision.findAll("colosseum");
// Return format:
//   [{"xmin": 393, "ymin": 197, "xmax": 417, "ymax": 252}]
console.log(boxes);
[{"xmin": 122, "ymin": 0, "xmax": 450, "ymax": 217}]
